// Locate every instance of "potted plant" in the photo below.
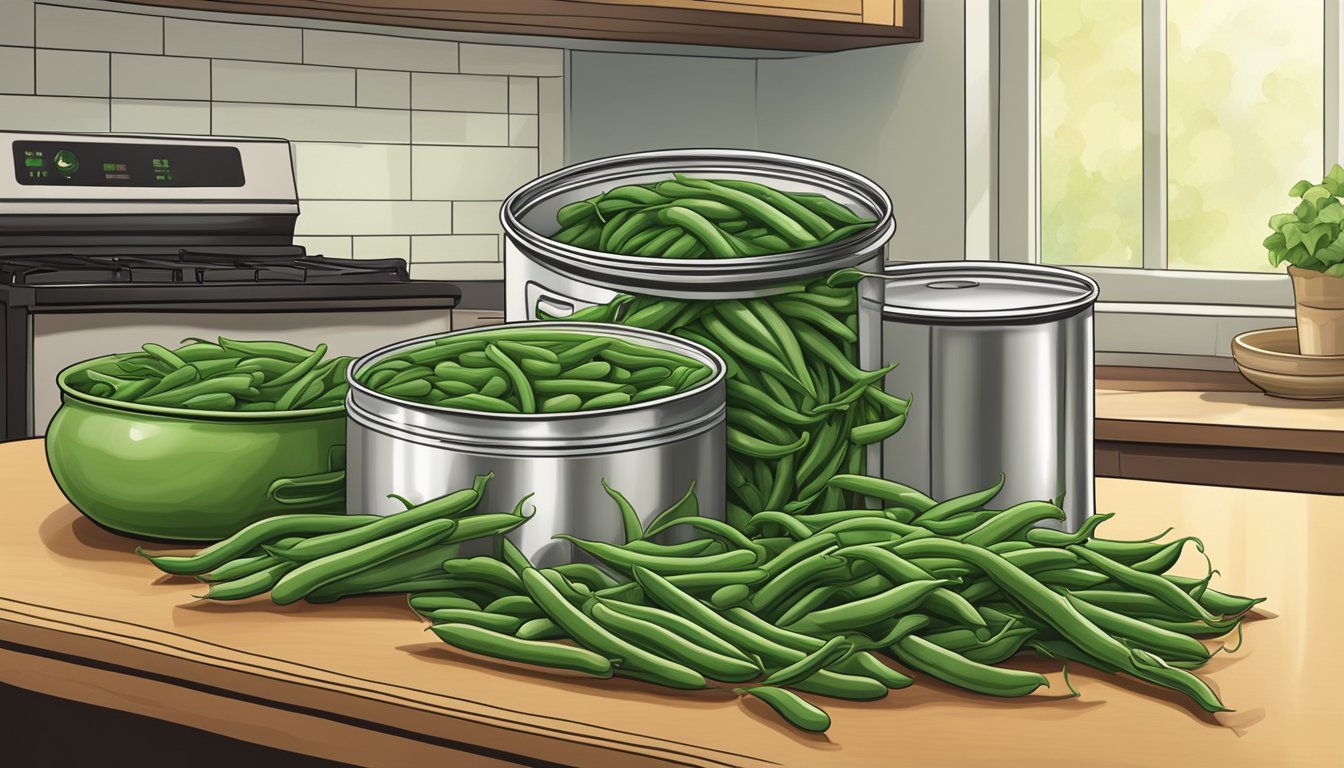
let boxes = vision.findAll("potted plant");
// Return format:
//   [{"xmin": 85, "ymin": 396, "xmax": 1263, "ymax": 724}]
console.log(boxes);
[{"xmin": 1265, "ymin": 164, "xmax": 1344, "ymax": 356}]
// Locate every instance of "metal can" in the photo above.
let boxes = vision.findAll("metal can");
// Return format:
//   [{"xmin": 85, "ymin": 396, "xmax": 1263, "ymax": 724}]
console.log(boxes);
[
  {"xmin": 345, "ymin": 322, "xmax": 726, "ymax": 566},
  {"xmin": 874, "ymin": 262, "xmax": 1100, "ymax": 531},
  {"xmin": 501, "ymin": 149, "xmax": 895, "ymax": 520}
]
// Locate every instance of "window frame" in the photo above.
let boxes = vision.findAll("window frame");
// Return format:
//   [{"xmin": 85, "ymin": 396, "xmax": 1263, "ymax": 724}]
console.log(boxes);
[{"xmin": 984, "ymin": 0, "xmax": 1339, "ymax": 368}]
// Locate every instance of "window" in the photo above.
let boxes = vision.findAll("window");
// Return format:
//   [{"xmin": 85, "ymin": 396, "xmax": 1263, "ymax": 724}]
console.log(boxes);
[{"xmin": 992, "ymin": 0, "xmax": 1338, "ymax": 364}]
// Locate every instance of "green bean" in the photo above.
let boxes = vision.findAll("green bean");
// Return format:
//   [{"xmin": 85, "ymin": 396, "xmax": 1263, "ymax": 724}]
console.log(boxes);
[
  {"xmin": 724, "ymin": 380, "xmax": 824, "ymax": 426},
  {"xmin": 827, "ymin": 475, "xmax": 937, "ymax": 512},
  {"xmin": 958, "ymin": 501, "xmax": 1066, "ymax": 547},
  {"xmin": 894, "ymin": 539, "xmax": 1230, "ymax": 711},
  {"xmin": 595, "ymin": 603, "xmax": 748, "ymax": 666},
  {"xmin": 201, "ymin": 562, "xmax": 298, "ymax": 601},
  {"xmin": 581, "ymin": 392, "xmax": 632, "ymax": 410},
  {"xmin": 217, "ymin": 337, "xmax": 312, "ymax": 363},
  {"xmin": 521, "ymin": 568, "xmax": 704, "ymax": 689},
  {"xmin": 422, "ymin": 609, "xmax": 522, "ymax": 633},
  {"xmin": 1162, "ymin": 577, "xmax": 1265, "ymax": 615},
  {"xmin": 702, "ymin": 314, "xmax": 811, "ymax": 395},
  {"xmin": 516, "ymin": 617, "xmax": 567, "ymax": 641},
  {"xmin": 137, "ymin": 514, "xmax": 378, "ymax": 575},
  {"xmin": 409, "ymin": 593, "xmax": 482, "ymax": 613},
  {"xmin": 835, "ymin": 545, "xmax": 988, "ymax": 635},
  {"xmin": 1068, "ymin": 546, "xmax": 1218, "ymax": 621},
  {"xmin": 532, "ymin": 378, "xmax": 627, "ymax": 396},
  {"xmin": 621, "ymin": 539, "xmax": 720, "ymax": 558},
  {"xmin": 198, "ymin": 536, "xmax": 304, "ymax": 582},
  {"xmin": 763, "ymin": 636, "xmax": 852, "ymax": 688},
  {"xmin": 891, "ymin": 634, "xmax": 1048, "ymax": 697},
  {"xmin": 1130, "ymin": 538, "xmax": 1205, "ymax": 574},
  {"xmin": 438, "ymin": 394, "xmax": 521, "ymax": 413},
  {"xmin": 726, "ymin": 427, "xmax": 810, "ymax": 460},
  {"xmin": 785, "ymin": 580, "xmax": 950, "ymax": 635},
  {"xmin": 589, "ymin": 602, "xmax": 759, "ymax": 682},
  {"xmin": 916, "ymin": 476, "xmax": 1006, "ymax": 523},
  {"xmin": 556, "ymin": 535, "xmax": 757, "ymax": 576},
  {"xmin": 1025, "ymin": 514, "xmax": 1115, "ymax": 547},
  {"xmin": 430, "ymin": 623, "xmax": 615, "ymax": 678},
  {"xmin": 735, "ymin": 687, "xmax": 830, "ymax": 733},
  {"xmin": 1035, "ymin": 568, "xmax": 1111, "ymax": 590},
  {"xmin": 539, "ymin": 394, "xmax": 582, "ymax": 413},
  {"xmin": 665, "ymin": 176, "xmax": 814, "ymax": 247},
  {"xmin": 270, "ymin": 518, "xmax": 458, "ymax": 605},
  {"xmin": 1063, "ymin": 593, "xmax": 1210, "ymax": 663},
  {"xmin": 1062, "ymin": 590, "xmax": 1193, "ymax": 622},
  {"xmin": 482, "ymin": 344, "xmax": 534, "ymax": 413},
  {"xmin": 443, "ymin": 557, "xmax": 526, "ymax": 593},
  {"xmin": 272, "ymin": 483, "xmax": 484, "ymax": 562}
]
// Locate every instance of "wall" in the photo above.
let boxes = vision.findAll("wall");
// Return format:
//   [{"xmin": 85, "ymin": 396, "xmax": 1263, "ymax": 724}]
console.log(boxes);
[
  {"xmin": 0, "ymin": 0, "xmax": 566, "ymax": 282},
  {"xmin": 567, "ymin": 0, "xmax": 967, "ymax": 263}
]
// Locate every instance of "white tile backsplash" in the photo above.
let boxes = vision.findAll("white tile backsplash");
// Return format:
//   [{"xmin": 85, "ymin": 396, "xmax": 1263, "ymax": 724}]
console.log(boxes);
[
  {"xmin": 459, "ymin": 44, "xmax": 563, "ymax": 76},
  {"xmin": 211, "ymin": 102, "xmax": 410, "ymax": 143},
  {"xmin": 0, "ymin": 2, "xmax": 35, "ymax": 47},
  {"xmin": 112, "ymin": 54, "xmax": 210, "ymax": 101},
  {"xmin": 213, "ymin": 60, "xmax": 355, "ymax": 107},
  {"xmin": 412, "ymin": 235, "xmax": 499, "ymax": 264},
  {"xmin": 353, "ymin": 235, "xmax": 412, "ymax": 261},
  {"xmin": 411, "ymin": 72, "xmax": 508, "ymax": 113},
  {"xmin": 452, "ymin": 201, "xmax": 505, "ymax": 236},
  {"xmin": 293, "ymin": 142, "xmax": 410, "ymax": 199},
  {"xmin": 411, "ymin": 145, "xmax": 538, "ymax": 200},
  {"xmin": 0, "ymin": 94, "xmax": 108, "ymax": 131},
  {"xmin": 111, "ymin": 99, "xmax": 210, "ymax": 134},
  {"xmin": 36, "ymin": 49, "xmax": 108, "ymax": 97},
  {"xmin": 356, "ymin": 69, "xmax": 409, "ymax": 109},
  {"xmin": 411, "ymin": 111, "xmax": 508, "ymax": 146},
  {"xmin": 0, "ymin": 47, "xmax": 34, "ymax": 94},
  {"xmin": 303, "ymin": 30, "xmax": 458, "ymax": 73},
  {"xmin": 508, "ymin": 77, "xmax": 538, "ymax": 114},
  {"xmin": 297, "ymin": 201, "xmax": 454, "ymax": 236},
  {"xmin": 410, "ymin": 261, "xmax": 503, "ymax": 281},
  {"xmin": 36, "ymin": 5, "xmax": 161, "ymax": 54},
  {"xmin": 165, "ymin": 18, "xmax": 302, "ymax": 63},
  {"xmin": 509, "ymin": 114, "xmax": 539, "ymax": 147},
  {"xmin": 6, "ymin": 0, "xmax": 564, "ymax": 283}
]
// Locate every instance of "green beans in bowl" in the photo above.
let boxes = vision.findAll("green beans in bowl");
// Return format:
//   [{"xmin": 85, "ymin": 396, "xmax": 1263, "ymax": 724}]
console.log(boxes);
[
  {"xmin": 353, "ymin": 327, "xmax": 712, "ymax": 413},
  {"xmin": 46, "ymin": 338, "xmax": 352, "ymax": 542}
]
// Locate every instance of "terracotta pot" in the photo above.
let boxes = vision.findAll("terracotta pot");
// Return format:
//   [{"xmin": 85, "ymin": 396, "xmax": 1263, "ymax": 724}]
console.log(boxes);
[{"xmin": 1290, "ymin": 266, "xmax": 1344, "ymax": 355}]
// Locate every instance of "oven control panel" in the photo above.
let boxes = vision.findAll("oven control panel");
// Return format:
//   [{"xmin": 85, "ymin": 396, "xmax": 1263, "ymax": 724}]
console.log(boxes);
[{"xmin": 13, "ymin": 140, "xmax": 245, "ymax": 187}]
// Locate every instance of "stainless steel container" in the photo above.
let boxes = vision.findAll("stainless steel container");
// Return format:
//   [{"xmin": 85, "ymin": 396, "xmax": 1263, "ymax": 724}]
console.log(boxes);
[
  {"xmin": 345, "ymin": 322, "xmax": 726, "ymax": 566},
  {"xmin": 874, "ymin": 262, "xmax": 1100, "ymax": 531},
  {"xmin": 501, "ymin": 148, "xmax": 891, "ymax": 340}
]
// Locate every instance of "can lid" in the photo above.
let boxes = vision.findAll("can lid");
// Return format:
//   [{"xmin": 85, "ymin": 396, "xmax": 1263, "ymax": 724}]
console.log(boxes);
[{"xmin": 881, "ymin": 262, "xmax": 1099, "ymax": 324}]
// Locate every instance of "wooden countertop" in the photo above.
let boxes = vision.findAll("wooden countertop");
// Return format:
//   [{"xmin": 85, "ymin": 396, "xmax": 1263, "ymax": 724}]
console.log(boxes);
[
  {"xmin": 1095, "ymin": 367, "xmax": 1344, "ymax": 454},
  {"xmin": 3, "ymin": 437, "xmax": 1342, "ymax": 767}
]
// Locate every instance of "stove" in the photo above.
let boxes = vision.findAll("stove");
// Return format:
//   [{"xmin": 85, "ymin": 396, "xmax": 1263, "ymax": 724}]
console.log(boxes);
[{"xmin": 1, "ymin": 131, "xmax": 463, "ymax": 439}]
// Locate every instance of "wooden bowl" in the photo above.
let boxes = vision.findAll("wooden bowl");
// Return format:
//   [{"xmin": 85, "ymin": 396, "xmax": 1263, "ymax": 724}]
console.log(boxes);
[{"xmin": 1232, "ymin": 327, "xmax": 1344, "ymax": 399}]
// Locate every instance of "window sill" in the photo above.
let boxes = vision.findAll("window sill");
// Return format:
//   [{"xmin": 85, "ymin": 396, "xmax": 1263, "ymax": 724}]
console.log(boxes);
[{"xmin": 1095, "ymin": 366, "xmax": 1344, "ymax": 494}]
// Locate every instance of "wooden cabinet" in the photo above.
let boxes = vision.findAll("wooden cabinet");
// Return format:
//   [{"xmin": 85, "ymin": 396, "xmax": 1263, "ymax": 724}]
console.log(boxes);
[{"xmin": 111, "ymin": 0, "xmax": 921, "ymax": 52}]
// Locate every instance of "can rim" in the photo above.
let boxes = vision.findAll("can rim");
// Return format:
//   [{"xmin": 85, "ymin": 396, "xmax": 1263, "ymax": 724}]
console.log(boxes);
[
  {"xmin": 346, "ymin": 320, "xmax": 726, "ymax": 422},
  {"xmin": 878, "ymin": 262, "xmax": 1100, "ymax": 324},
  {"xmin": 500, "ymin": 148, "xmax": 896, "ymax": 296}
]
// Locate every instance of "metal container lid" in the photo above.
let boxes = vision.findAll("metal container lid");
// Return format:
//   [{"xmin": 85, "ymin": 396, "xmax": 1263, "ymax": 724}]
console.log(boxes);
[{"xmin": 881, "ymin": 262, "xmax": 1099, "ymax": 325}]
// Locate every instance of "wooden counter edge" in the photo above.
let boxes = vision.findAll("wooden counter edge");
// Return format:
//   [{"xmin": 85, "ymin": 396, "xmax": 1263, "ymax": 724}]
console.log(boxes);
[{"xmin": 0, "ymin": 601, "xmax": 776, "ymax": 768}]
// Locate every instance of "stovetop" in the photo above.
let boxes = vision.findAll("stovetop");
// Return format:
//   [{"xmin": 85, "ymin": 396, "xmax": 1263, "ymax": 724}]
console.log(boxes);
[{"xmin": 0, "ymin": 247, "xmax": 409, "ymax": 287}]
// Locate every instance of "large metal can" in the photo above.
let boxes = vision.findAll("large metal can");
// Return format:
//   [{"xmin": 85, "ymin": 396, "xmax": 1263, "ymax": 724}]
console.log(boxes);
[
  {"xmin": 501, "ymin": 149, "xmax": 894, "ymax": 521},
  {"xmin": 875, "ymin": 262, "xmax": 1100, "ymax": 531},
  {"xmin": 345, "ymin": 322, "xmax": 726, "ymax": 566}
]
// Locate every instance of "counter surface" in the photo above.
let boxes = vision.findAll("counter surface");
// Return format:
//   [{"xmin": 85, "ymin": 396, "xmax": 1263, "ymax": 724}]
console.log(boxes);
[{"xmin": 1, "ymin": 438, "xmax": 1340, "ymax": 767}]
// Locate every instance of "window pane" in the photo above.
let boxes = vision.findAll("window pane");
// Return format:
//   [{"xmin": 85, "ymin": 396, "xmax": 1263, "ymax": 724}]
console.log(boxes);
[
  {"xmin": 1167, "ymin": 0, "xmax": 1323, "ymax": 272},
  {"xmin": 1041, "ymin": 0, "xmax": 1144, "ymax": 268}
]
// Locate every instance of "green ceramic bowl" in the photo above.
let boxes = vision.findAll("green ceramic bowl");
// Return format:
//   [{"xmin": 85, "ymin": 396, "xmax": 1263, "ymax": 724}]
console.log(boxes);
[{"xmin": 46, "ymin": 354, "xmax": 347, "ymax": 542}]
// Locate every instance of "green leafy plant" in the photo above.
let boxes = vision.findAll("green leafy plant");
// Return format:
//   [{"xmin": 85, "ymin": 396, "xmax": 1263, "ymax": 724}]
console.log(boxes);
[{"xmin": 1265, "ymin": 164, "xmax": 1344, "ymax": 275}]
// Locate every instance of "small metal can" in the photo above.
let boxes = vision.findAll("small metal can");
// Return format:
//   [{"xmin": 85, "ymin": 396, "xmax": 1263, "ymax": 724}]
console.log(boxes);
[
  {"xmin": 873, "ymin": 262, "xmax": 1100, "ymax": 531},
  {"xmin": 345, "ymin": 322, "xmax": 726, "ymax": 566}
]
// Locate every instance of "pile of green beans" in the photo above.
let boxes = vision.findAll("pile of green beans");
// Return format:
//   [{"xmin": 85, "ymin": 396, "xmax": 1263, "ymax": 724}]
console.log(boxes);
[
  {"xmin": 550, "ymin": 174, "xmax": 878, "ymax": 259},
  {"xmin": 542, "ymin": 263, "xmax": 907, "ymax": 522},
  {"xmin": 415, "ymin": 477, "xmax": 1262, "ymax": 733},
  {"xmin": 354, "ymin": 329, "xmax": 711, "ymax": 414},
  {"xmin": 66, "ymin": 337, "xmax": 352, "ymax": 412},
  {"xmin": 136, "ymin": 474, "xmax": 532, "ymax": 604}
]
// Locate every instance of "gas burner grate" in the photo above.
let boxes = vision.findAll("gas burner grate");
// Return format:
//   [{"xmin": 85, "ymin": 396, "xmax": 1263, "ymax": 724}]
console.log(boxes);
[{"xmin": 0, "ymin": 248, "xmax": 410, "ymax": 286}]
